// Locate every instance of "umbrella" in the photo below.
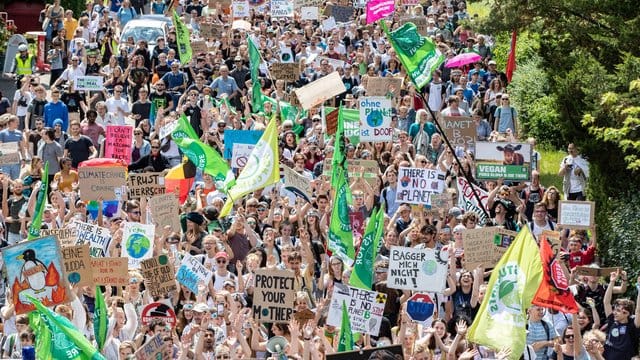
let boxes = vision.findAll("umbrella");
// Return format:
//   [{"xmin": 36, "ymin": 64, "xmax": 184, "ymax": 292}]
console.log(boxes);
[{"xmin": 445, "ymin": 52, "xmax": 482, "ymax": 68}]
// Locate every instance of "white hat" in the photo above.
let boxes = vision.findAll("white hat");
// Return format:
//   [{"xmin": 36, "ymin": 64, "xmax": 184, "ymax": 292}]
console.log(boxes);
[{"xmin": 18, "ymin": 44, "xmax": 28, "ymax": 52}]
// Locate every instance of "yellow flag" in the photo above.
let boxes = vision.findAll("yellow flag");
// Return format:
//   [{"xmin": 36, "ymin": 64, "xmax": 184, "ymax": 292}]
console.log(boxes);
[
  {"xmin": 467, "ymin": 227, "xmax": 543, "ymax": 359},
  {"xmin": 220, "ymin": 119, "xmax": 280, "ymax": 217}
]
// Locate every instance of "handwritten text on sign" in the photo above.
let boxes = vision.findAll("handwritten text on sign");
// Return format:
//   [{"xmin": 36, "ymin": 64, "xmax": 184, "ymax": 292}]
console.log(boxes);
[
  {"xmin": 396, "ymin": 167, "xmax": 446, "ymax": 205},
  {"xmin": 327, "ymin": 284, "xmax": 386, "ymax": 335},
  {"xmin": 91, "ymin": 257, "xmax": 129, "ymax": 286},
  {"xmin": 176, "ymin": 254, "xmax": 213, "ymax": 293},
  {"xmin": 61, "ymin": 244, "xmax": 93, "ymax": 287},
  {"xmin": 387, "ymin": 246, "xmax": 449, "ymax": 292},
  {"xmin": 558, "ymin": 200, "xmax": 595, "ymax": 229},
  {"xmin": 359, "ymin": 96, "xmax": 393, "ymax": 142},
  {"xmin": 253, "ymin": 269, "xmax": 296, "ymax": 323},
  {"xmin": 128, "ymin": 172, "xmax": 166, "ymax": 199},
  {"xmin": 104, "ymin": 125, "xmax": 133, "ymax": 164},
  {"xmin": 73, "ymin": 221, "xmax": 111, "ymax": 257},
  {"xmin": 78, "ymin": 166, "xmax": 127, "ymax": 201},
  {"xmin": 441, "ymin": 116, "xmax": 476, "ymax": 151},
  {"xmin": 141, "ymin": 255, "xmax": 177, "ymax": 297}
]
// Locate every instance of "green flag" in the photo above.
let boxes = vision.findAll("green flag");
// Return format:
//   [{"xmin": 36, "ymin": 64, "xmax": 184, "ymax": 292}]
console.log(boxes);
[
  {"xmin": 328, "ymin": 165, "xmax": 355, "ymax": 266},
  {"xmin": 172, "ymin": 114, "xmax": 200, "ymax": 141},
  {"xmin": 149, "ymin": 100, "xmax": 157, "ymax": 128},
  {"xmin": 381, "ymin": 20, "xmax": 445, "ymax": 90},
  {"xmin": 337, "ymin": 301, "xmax": 354, "ymax": 352},
  {"xmin": 94, "ymin": 286, "xmax": 108, "ymax": 352},
  {"xmin": 28, "ymin": 161, "xmax": 49, "ymax": 240},
  {"xmin": 172, "ymin": 10, "xmax": 192, "ymax": 64},
  {"xmin": 350, "ymin": 204, "xmax": 385, "ymax": 289},
  {"xmin": 248, "ymin": 37, "xmax": 263, "ymax": 112},
  {"xmin": 27, "ymin": 294, "xmax": 106, "ymax": 360}
]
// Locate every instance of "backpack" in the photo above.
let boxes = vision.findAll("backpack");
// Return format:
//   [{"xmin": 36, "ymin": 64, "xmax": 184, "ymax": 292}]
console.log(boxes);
[{"xmin": 495, "ymin": 107, "xmax": 515, "ymax": 120}]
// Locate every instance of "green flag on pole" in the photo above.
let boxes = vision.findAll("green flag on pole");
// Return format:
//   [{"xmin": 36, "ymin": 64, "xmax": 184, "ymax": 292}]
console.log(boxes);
[
  {"xmin": 28, "ymin": 161, "xmax": 49, "ymax": 240},
  {"xmin": 381, "ymin": 20, "xmax": 445, "ymax": 90},
  {"xmin": 248, "ymin": 37, "xmax": 263, "ymax": 112},
  {"xmin": 350, "ymin": 204, "xmax": 385, "ymax": 290},
  {"xmin": 94, "ymin": 286, "xmax": 108, "ymax": 352},
  {"xmin": 328, "ymin": 165, "xmax": 355, "ymax": 267},
  {"xmin": 172, "ymin": 10, "xmax": 192, "ymax": 64},
  {"xmin": 337, "ymin": 301, "xmax": 354, "ymax": 352}
]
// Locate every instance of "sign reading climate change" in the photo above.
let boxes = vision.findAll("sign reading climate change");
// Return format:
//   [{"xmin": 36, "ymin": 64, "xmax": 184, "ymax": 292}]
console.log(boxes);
[
  {"xmin": 387, "ymin": 246, "xmax": 449, "ymax": 292},
  {"xmin": 327, "ymin": 284, "xmax": 387, "ymax": 335},
  {"xmin": 123, "ymin": 223, "xmax": 155, "ymax": 268},
  {"xmin": 396, "ymin": 167, "xmax": 446, "ymax": 206},
  {"xmin": 475, "ymin": 142, "xmax": 532, "ymax": 181},
  {"xmin": 359, "ymin": 96, "xmax": 393, "ymax": 142}
]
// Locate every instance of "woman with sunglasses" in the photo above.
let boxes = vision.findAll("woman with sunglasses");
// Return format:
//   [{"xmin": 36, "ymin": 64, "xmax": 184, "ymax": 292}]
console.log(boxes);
[
  {"xmin": 550, "ymin": 316, "xmax": 587, "ymax": 360},
  {"xmin": 127, "ymin": 139, "xmax": 170, "ymax": 173}
]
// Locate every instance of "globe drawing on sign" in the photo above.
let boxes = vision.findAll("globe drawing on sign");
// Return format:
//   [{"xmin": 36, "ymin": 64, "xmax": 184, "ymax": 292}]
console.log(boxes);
[
  {"xmin": 422, "ymin": 259, "xmax": 437, "ymax": 275},
  {"xmin": 126, "ymin": 233, "xmax": 151, "ymax": 258},
  {"xmin": 366, "ymin": 110, "xmax": 384, "ymax": 127}
]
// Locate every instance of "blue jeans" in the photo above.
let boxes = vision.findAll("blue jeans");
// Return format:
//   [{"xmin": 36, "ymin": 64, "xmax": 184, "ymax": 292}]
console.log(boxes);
[{"xmin": 1, "ymin": 164, "xmax": 21, "ymax": 180}]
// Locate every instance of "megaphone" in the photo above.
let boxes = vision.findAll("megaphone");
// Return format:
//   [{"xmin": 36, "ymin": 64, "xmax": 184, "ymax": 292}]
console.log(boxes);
[{"xmin": 266, "ymin": 336, "xmax": 289, "ymax": 360}]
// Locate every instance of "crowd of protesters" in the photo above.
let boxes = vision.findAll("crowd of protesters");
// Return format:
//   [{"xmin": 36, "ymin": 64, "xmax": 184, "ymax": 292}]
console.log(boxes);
[{"xmin": 0, "ymin": 0, "xmax": 636, "ymax": 359}]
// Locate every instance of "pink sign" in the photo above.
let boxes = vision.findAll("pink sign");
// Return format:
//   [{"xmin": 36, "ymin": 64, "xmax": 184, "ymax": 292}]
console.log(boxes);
[
  {"xmin": 366, "ymin": 0, "xmax": 395, "ymax": 24},
  {"xmin": 105, "ymin": 125, "xmax": 133, "ymax": 164}
]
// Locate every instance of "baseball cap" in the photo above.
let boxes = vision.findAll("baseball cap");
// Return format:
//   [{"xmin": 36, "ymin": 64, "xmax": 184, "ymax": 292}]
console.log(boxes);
[{"xmin": 215, "ymin": 251, "xmax": 228, "ymax": 260}]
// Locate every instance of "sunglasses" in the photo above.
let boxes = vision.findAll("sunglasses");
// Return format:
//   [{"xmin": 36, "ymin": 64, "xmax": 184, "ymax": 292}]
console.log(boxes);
[
  {"xmin": 217, "ymin": 259, "xmax": 227, "ymax": 264},
  {"xmin": 151, "ymin": 146, "xmax": 160, "ymax": 149},
  {"xmin": 129, "ymin": 210, "xmax": 141, "ymax": 215},
  {"xmin": 565, "ymin": 334, "xmax": 574, "ymax": 339}
]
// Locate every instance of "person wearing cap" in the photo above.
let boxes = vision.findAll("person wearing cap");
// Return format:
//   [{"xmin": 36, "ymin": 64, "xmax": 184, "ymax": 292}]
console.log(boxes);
[{"xmin": 161, "ymin": 61, "xmax": 187, "ymax": 110}]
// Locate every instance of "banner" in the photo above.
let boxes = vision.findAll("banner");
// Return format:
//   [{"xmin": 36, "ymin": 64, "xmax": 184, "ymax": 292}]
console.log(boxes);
[
  {"xmin": 358, "ymin": 96, "xmax": 393, "ymax": 142},
  {"xmin": 283, "ymin": 165, "xmax": 312, "ymax": 203},
  {"xmin": 74, "ymin": 76, "xmax": 103, "ymax": 91},
  {"xmin": 253, "ymin": 269, "xmax": 296, "ymax": 323},
  {"xmin": 172, "ymin": 10, "xmax": 192, "ymax": 64},
  {"xmin": 73, "ymin": 221, "xmax": 112, "ymax": 257},
  {"xmin": 557, "ymin": 200, "xmax": 595, "ymax": 229},
  {"xmin": 396, "ymin": 167, "xmax": 446, "ymax": 205},
  {"xmin": 327, "ymin": 284, "xmax": 386, "ymax": 335},
  {"xmin": 294, "ymin": 71, "xmax": 347, "ymax": 110},
  {"xmin": 148, "ymin": 193, "xmax": 181, "ymax": 234},
  {"xmin": 141, "ymin": 255, "xmax": 177, "ymax": 298},
  {"xmin": 456, "ymin": 177, "xmax": 489, "ymax": 225},
  {"xmin": 128, "ymin": 172, "xmax": 166, "ymax": 199},
  {"xmin": 61, "ymin": 244, "xmax": 93, "ymax": 287},
  {"xmin": 475, "ymin": 142, "xmax": 532, "ymax": 181},
  {"xmin": 387, "ymin": 246, "xmax": 449, "ymax": 292},
  {"xmin": 122, "ymin": 223, "xmax": 155, "ymax": 269},
  {"xmin": 365, "ymin": 0, "xmax": 394, "ymax": 24},
  {"xmin": 462, "ymin": 228, "xmax": 518, "ymax": 270},
  {"xmin": 91, "ymin": 257, "xmax": 129, "ymax": 286},
  {"xmin": 78, "ymin": 166, "xmax": 127, "ymax": 201},
  {"xmin": 441, "ymin": 116, "xmax": 476, "ymax": 151},
  {"xmin": 176, "ymin": 254, "xmax": 213, "ymax": 293},
  {"xmin": 223, "ymin": 130, "xmax": 263, "ymax": 159},
  {"xmin": 104, "ymin": 125, "xmax": 133, "ymax": 164},
  {"xmin": 232, "ymin": 0, "xmax": 250, "ymax": 18},
  {"xmin": 28, "ymin": 161, "xmax": 49, "ymax": 240}
]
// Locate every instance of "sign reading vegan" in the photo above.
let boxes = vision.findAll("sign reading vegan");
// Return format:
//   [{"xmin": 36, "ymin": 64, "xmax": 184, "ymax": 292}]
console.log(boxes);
[
  {"xmin": 91, "ymin": 257, "xmax": 129, "ymax": 286},
  {"xmin": 359, "ymin": 96, "xmax": 393, "ymax": 142},
  {"xmin": 396, "ymin": 167, "xmax": 446, "ymax": 205},
  {"xmin": 387, "ymin": 246, "xmax": 449, "ymax": 292},
  {"xmin": 123, "ymin": 223, "xmax": 155, "ymax": 269},
  {"xmin": 327, "ymin": 284, "xmax": 386, "ymax": 335},
  {"xmin": 176, "ymin": 254, "xmax": 213, "ymax": 293},
  {"xmin": 558, "ymin": 200, "xmax": 595, "ymax": 229},
  {"xmin": 78, "ymin": 166, "xmax": 127, "ymax": 200},
  {"xmin": 128, "ymin": 172, "xmax": 166, "ymax": 199},
  {"xmin": 475, "ymin": 142, "xmax": 532, "ymax": 181},
  {"xmin": 253, "ymin": 269, "xmax": 296, "ymax": 323},
  {"xmin": 104, "ymin": 125, "xmax": 133, "ymax": 163},
  {"xmin": 73, "ymin": 221, "xmax": 111, "ymax": 257},
  {"xmin": 141, "ymin": 255, "xmax": 177, "ymax": 298},
  {"xmin": 441, "ymin": 116, "xmax": 476, "ymax": 151},
  {"xmin": 61, "ymin": 244, "xmax": 93, "ymax": 287},
  {"xmin": 75, "ymin": 76, "xmax": 103, "ymax": 91}
]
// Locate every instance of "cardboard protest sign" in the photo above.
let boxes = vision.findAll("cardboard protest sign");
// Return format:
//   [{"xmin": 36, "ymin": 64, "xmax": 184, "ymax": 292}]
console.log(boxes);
[
  {"xmin": 134, "ymin": 334, "xmax": 166, "ymax": 360},
  {"xmin": 270, "ymin": 62, "xmax": 300, "ymax": 82},
  {"xmin": 295, "ymin": 71, "xmax": 346, "ymax": 110},
  {"xmin": 232, "ymin": 0, "xmax": 250, "ymax": 18},
  {"xmin": 456, "ymin": 177, "xmax": 490, "ymax": 225},
  {"xmin": 301, "ymin": 6, "xmax": 319, "ymax": 20},
  {"xmin": 190, "ymin": 40, "xmax": 208, "ymax": 54},
  {"xmin": 91, "ymin": 257, "xmax": 129, "ymax": 286},
  {"xmin": 293, "ymin": 308, "xmax": 315, "ymax": 327},
  {"xmin": 326, "ymin": 345, "xmax": 403, "ymax": 360},
  {"xmin": 359, "ymin": 96, "xmax": 393, "ymax": 142},
  {"xmin": 542, "ymin": 230, "xmax": 562, "ymax": 249},
  {"xmin": 475, "ymin": 142, "xmax": 532, "ymax": 181},
  {"xmin": 327, "ymin": 283, "xmax": 387, "ymax": 335},
  {"xmin": 365, "ymin": 76, "xmax": 404, "ymax": 97},
  {"xmin": 40, "ymin": 226, "xmax": 77, "ymax": 247},
  {"xmin": 324, "ymin": 107, "xmax": 339, "ymax": 135},
  {"xmin": 223, "ymin": 130, "xmax": 263, "ymax": 159},
  {"xmin": 128, "ymin": 172, "xmax": 166, "ymax": 199},
  {"xmin": 283, "ymin": 166, "xmax": 312, "ymax": 202},
  {"xmin": 2, "ymin": 236, "xmax": 71, "ymax": 314},
  {"xmin": 399, "ymin": 17, "xmax": 428, "ymax": 36},
  {"xmin": 0, "ymin": 143, "xmax": 20, "ymax": 165},
  {"xmin": 441, "ymin": 116, "xmax": 476, "ymax": 151},
  {"xmin": 462, "ymin": 227, "xmax": 518, "ymax": 270},
  {"xmin": 148, "ymin": 193, "xmax": 181, "ymax": 234},
  {"xmin": 325, "ymin": 4, "xmax": 354, "ymax": 23},
  {"xmin": 104, "ymin": 125, "xmax": 133, "ymax": 164},
  {"xmin": 430, "ymin": 192, "xmax": 453, "ymax": 211},
  {"xmin": 387, "ymin": 246, "xmax": 449, "ymax": 292},
  {"xmin": 232, "ymin": 19, "xmax": 251, "ymax": 31},
  {"xmin": 199, "ymin": 23, "xmax": 223, "ymax": 39},
  {"xmin": 74, "ymin": 76, "xmax": 103, "ymax": 91},
  {"xmin": 140, "ymin": 255, "xmax": 177, "ymax": 298},
  {"xmin": 323, "ymin": 158, "xmax": 381, "ymax": 188},
  {"xmin": 122, "ymin": 223, "xmax": 155, "ymax": 269},
  {"xmin": 295, "ymin": 0, "xmax": 322, "ymax": 8},
  {"xmin": 176, "ymin": 254, "xmax": 213, "ymax": 293},
  {"xmin": 61, "ymin": 244, "xmax": 93, "ymax": 287},
  {"xmin": 271, "ymin": 0, "xmax": 293, "ymax": 17},
  {"xmin": 231, "ymin": 143, "xmax": 255, "ymax": 169},
  {"xmin": 73, "ymin": 221, "xmax": 112, "ymax": 257},
  {"xmin": 141, "ymin": 301, "xmax": 177, "ymax": 329},
  {"xmin": 158, "ymin": 119, "xmax": 179, "ymax": 140},
  {"xmin": 574, "ymin": 266, "xmax": 620, "ymax": 278},
  {"xmin": 253, "ymin": 268, "xmax": 296, "ymax": 323},
  {"xmin": 558, "ymin": 200, "xmax": 595, "ymax": 229},
  {"xmin": 78, "ymin": 166, "xmax": 127, "ymax": 201},
  {"xmin": 396, "ymin": 167, "xmax": 446, "ymax": 206}
]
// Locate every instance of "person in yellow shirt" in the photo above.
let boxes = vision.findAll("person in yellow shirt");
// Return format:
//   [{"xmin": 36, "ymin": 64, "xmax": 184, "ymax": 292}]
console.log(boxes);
[{"xmin": 63, "ymin": 10, "xmax": 78, "ymax": 44}]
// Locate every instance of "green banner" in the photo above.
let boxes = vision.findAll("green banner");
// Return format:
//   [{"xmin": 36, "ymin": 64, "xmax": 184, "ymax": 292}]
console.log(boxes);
[{"xmin": 476, "ymin": 164, "xmax": 531, "ymax": 181}]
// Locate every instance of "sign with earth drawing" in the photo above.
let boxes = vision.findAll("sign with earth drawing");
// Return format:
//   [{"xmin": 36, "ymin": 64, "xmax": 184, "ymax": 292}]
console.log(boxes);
[
  {"xmin": 359, "ymin": 96, "xmax": 393, "ymax": 142},
  {"xmin": 123, "ymin": 222, "xmax": 155, "ymax": 269},
  {"xmin": 387, "ymin": 246, "xmax": 449, "ymax": 292}
]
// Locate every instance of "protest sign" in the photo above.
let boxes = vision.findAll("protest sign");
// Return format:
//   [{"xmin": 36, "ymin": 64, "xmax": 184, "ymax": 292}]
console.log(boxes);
[
  {"xmin": 366, "ymin": 0, "xmax": 394, "ymax": 23},
  {"xmin": 475, "ymin": 142, "xmax": 532, "ymax": 181},
  {"xmin": 0, "ymin": 143, "xmax": 20, "ymax": 165},
  {"xmin": 322, "ymin": 16, "xmax": 337, "ymax": 31},
  {"xmin": 134, "ymin": 334, "xmax": 166, "ymax": 360},
  {"xmin": 441, "ymin": 116, "xmax": 476, "ymax": 151},
  {"xmin": 40, "ymin": 226, "xmax": 77, "ymax": 247},
  {"xmin": 141, "ymin": 302, "xmax": 177, "ymax": 329},
  {"xmin": 148, "ymin": 193, "xmax": 181, "ymax": 234},
  {"xmin": 158, "ymin": 119, "xmax": 179, "ymax": 140},
  {"xmin": 232, "ymin": 19, "xmax": 252, "ymax": 31},
  {"xmin": 542, "ymin": 230, "xmax": 562, "ymax": 249},
  {"xmin": 74, "ymin": 76, "xmax": 103, "ymax": 91},
  {"xmin": 396, "ymin": 167, "xmax": 446, "ymax": 206},
  {"xmin": 232, "ymin": 0, "xmax": 250, "ymax": 18},
  {"xmin": 231, "ymin": 143, "xmax": 255, "ymax": 169},
  {"xmin": 176, "ymin": 254, "xmax": 213, "ymax": 293},
  {"xmin": 456, "ymin": 177, "xmax": 489, "ymax": 225},
  {"xmin": 270, "ymin": 62, "xmax": 300, "ymax": 82},
  {"xmin": 104, "ymin": 125, "xmax": 133, "ymax": 164},
  {"xmin": 430, "ymin": 192, "xmax": 453, "ymax": 211},
  {"xmin": 283, "ymin": 166, "xmax": 312, "ymax": 202},
  {"xmin": 574, "ymin": 266, "xmax": 620, "ymax": 278},
  {"xmin": 123, "ymin": 223, "xmax": 155, "ymax": 269},
  {"xmin": 190, "ymin": 40, "xmax": 208, "ymax": 54},
  {"xmin": 61, "ymin": 244, "xmax": 93, "ymax": 287},
  {"xmin": 462, "ymin": 227, "xmax": 518, "ymax": 270},
  {"xmin": 365, "ymin": 77, "xmax": 404, "ymax": 97},
  {"xmin": 295, "ymin": 72, "xmax": 346, "ymax": 110},
  {"xmin": 300, "ymin": 6, "xmax": 319, "ymax": 20},
  {"xmin": 253, "ymin": 268, "xmax": 296, "ymax": 323},
  {"xmin": 349, "ymin": 211, "xmax": 365, "ymax": 238},
  {"xmin": 359, "ymin": 96, "xmax": 393, "ymax": 142},
  {"xmin": 558, "ymin": 200, "xmax": 595, "ymax": 229},
  {"xmin": 326, "ymin": 345, "xmax": 403, "ymax": 360},
  {"xmin": 2, "ymin": 236, "xmax": 71, "ymax": 314},
  {"xmin": 295, "ymin": 0, "xmax": 322, "ymax": 8},
  {"xmin": 324, "ymin": 107, "xmax": 339, "ymax": 135},
  {"xmin": 73, "ymin": 221, "xmax": 111, "ymax": 257},
  {"xmin": 323, "ymin": 158, "xmax": 381, "ymax": 188},
  {"xmin": 223, "ymin": 130, "xmax": 263, "ymax": 159},
  {"xmin": 128, "ymin": 172, "xmax": 166, "ymax": 199},
  {"xmin": 199, "ymin": 23, "xmax": 223, "ymax": 39},
  {"xmin": 91, "ymin": 257, "xmax": 129, "ymax": 286},
  {"xmin": 271, "ymin": 0, "xmax": 293, "ymax": 17},
  {"xmin": 327, "ymin": 283, "xmax": 386, "ymax": 335},
  {"xmin": 387, "ymin": 246, "xmax": 449, "ymax": 292},
  {"xmin": 78, "ymin": 166, "xmax": 127, "ymax": 201},
  {"xmin": 325, "ymin": 4, "xmax": 354, "ymax": 23},
  {"xmin": 141, "ymin": 255, "xmax": 177, "ymax": 298}
]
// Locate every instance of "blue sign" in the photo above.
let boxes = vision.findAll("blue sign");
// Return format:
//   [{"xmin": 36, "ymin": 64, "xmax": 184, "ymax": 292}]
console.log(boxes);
[
  {"xmin": 223, "ymin": 130, "xmax": 263, "ymax": 159},
  {"xmin": 406, "ymin": 294, "xmax": 435, "ymax": 322}
]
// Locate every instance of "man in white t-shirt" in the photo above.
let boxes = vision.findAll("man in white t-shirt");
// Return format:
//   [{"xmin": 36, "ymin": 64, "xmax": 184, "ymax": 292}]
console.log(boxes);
[{"xmin": 104, "ymin": 85, "xmax": 130, "ymax": 125}]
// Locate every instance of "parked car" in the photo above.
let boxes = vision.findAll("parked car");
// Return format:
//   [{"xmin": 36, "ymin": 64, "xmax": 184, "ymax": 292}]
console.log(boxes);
[{"xmin": 119, "ymin": 18, "xmax": 169, "ymax": 54}]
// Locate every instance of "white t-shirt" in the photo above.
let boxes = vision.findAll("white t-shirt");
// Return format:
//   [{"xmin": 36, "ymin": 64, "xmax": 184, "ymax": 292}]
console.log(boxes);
[
  {"xmin": 13, "ymin": 91, "xmax": 34, "ymax": 117},
  {"xmin": 104, "ymin": 97, "xmax": 129, "ymax": 124}
]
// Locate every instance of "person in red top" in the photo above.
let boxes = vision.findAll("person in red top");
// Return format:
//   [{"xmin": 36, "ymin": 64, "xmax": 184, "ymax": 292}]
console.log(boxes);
[{"xmin": 563, "ymin": 234, "xmax": 596, "ymax": 269}]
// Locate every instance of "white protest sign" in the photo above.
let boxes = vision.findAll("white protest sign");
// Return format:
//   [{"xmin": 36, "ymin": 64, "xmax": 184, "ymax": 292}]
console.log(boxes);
[
  {"xmin": 322, "ymin": 16, "xmax": 337, "ymax": 31},
  {"xmin": 396, "ymin": 167, "xmax": 446, "ymax": 205},
  {"xmin": 232, "ymin": 0, "xmax": 250, "ymax": 18},
  {"xmin": 73, "ymin": 221, "xmax": 112, "ymax": 257},
  {"xmin": 282, "ymin": 166, "xmax": 312, "ymax": 202},
  {"xmin": 159, "ymin": 119, "xmax": 179, "ymax": 139},
  {"xmin": 176, "ymin": 254, "xmax": 213, "ymax": 293},
  {"xmin": 122, "ymin": 222, "xmax": 155, "ymax": 269},
  {"xmin": 253, "ymin": 269, "xmax": 296, "ymax": 323},
  {"xmin": 231, "ymin": 143, "xmax": 255, "ymax": 169},
  {"xmin": 301, "ymin": 6, "xmax": 319, "ymax": 20},
  {"xmin": 271, "ymin": 0, "xmax": 293, "ymax": 17},
  {"xmin": 75, "ymin": 76, "xmax": 103, "ymax": 91},
  {"xmin": 387, "ymin": 246, "xmax": 449, "ymax": 292},
  {"xmin": 327, "ymin": 284, "xmax": 387, "ymax": 335},
  {"xmin": 558, "ymin": 201, "xmax": 595, "ymax": 229},
  {"xmin": 456, "ymin": 177, "xmax": 490, "ymax": 225},
  {"xmin": 294, "ymin": 71, "xmax": 346, "ymax": 110},
  {"xmin": 359, "ymin": 96, "xmax": 393, "ymax": 142}
]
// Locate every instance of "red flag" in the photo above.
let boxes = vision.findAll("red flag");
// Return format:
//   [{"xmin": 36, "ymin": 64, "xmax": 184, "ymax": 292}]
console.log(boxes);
[
  {"xmin": 532, "ymin": 235, "xmax": 579, "ymax": 313},
  {"xmin": 506, "ymin": 31, "xmax": 517, "ymax": 83}
]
